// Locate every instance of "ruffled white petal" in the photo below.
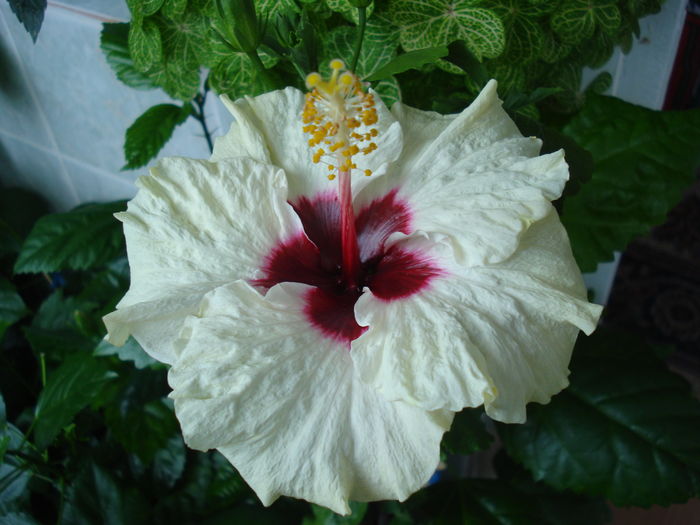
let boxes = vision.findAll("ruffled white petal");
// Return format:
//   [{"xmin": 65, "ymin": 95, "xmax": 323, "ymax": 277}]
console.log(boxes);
[
  {"xmin": 103, "ymin": 157, "xmax": 301, "ymax": 363},
  {"xmin": 169, "ymin": 281, "xmax": 453, "ymax": 514},
  {"xmin": 212, "ymin": 87, "xmax": 403, "ymax": 200},
  {"xmin": 353, "ymin": 210, "xmax": 602, "ymax": 422},
  {"xmin": 357, "ymin": 80, "xmax": 568, "ymax": 267}
]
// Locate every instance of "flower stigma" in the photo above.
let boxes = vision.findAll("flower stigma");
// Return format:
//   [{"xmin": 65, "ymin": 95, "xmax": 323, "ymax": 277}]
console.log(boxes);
[
  {"xmin": 302, "ymin": 59, "xmax": 378, "ymax": 180},
  {"xmin": 301, "ymin": 59, "xmax": 379, "ymax": 290}
]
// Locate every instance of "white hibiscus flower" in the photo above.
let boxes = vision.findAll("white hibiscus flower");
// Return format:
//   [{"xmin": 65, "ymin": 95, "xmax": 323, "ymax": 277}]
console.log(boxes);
[{"xmin": 103, "ymin": 62, "xmax": 602, "ymax": 514}]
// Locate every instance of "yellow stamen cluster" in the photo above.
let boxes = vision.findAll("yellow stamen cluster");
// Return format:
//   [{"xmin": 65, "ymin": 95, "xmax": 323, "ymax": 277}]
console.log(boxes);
[{"xmin": 302, "ymin": 59, "xmax": 379, "ymax": 180}]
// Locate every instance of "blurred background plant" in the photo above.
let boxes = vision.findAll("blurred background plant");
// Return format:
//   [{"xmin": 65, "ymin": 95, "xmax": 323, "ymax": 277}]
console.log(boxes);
[{"xmin": 2, "ymin": 0, "xmax": 700, "ymax": 523}]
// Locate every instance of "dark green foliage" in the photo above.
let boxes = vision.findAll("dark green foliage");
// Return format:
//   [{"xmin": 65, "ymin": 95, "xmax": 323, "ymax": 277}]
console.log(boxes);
[
  {"xmin": 7, "ymin": 0, "xmax": 46, "ymax": 42},
  {"xmin": 14, "ymin": 201, "xmax": 127, "ymax": 274},
  {"xmin": 101, "ymin": 23, "xmax": 158, "ymax": 90},
  {"xmin": 441, "ymin": 408, "xmax": 493, "ymax": 455},
  {"xmin": 561, "ymin": 95, "xmax": 700, "ymax": 271},
  {"xmin": 365, "ymin": 46, "xmax": 448, "ymax": 81},
  {"xmin": 500, "ymin": 329, "xmax": 700, "ymax": 506},
  {"xmin": 123, "ymin": 104, "xmax": 192, "ymax": 169},
  {"xmin": 0, "ymin": 279, "xmax": 27, "ymax": 341}
]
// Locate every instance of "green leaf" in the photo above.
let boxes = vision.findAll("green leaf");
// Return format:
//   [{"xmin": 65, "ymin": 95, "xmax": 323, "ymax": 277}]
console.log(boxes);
[
  {"xmin": 162, "ymin": 0, "xmax": 188, "ymax": 17},
  {"xmin": 208, "ymin": 53, "xmax": 271, "ymax": 100},
  {"xmin": 561, "ymin": 95, "xmax": 700, "ymax": 271},
  {"xmin": 104, "ymin": 368, "xmax": 175, "ymax": 462},
  {"xmin": 406, "ymin": 479, "xmax": 544, "ymax": 524},
  {"xmin": 256, "ymin": 0, "xmax": 299, "ymax": 18},
  {"xmin": 389, "ymin": 0, "xmax": 505, "ymax": 60},
  {"xmin": 373, "ymin": 77, "xmax": 402, "ymax": 108},
  {"xmin": 0, "ymin": 424, "xmax": 32, "ymax": 508},
  {"xmin": 584, "ymin": 71, "xmax": 612, "ymax": 94},
  {"xmin": 34, "ymin": 353, "xmax": 116, "ymax": 449},
  {"xmin": 551, "ymin": 0, "xmax": 620, "ymax": 45},
  {"xmin": 94, "ymin": 337, "xmax": 158, "ymax": 370},
  {"xmin": 101, "ymin": 23, "xmax": 158, "ymax": 90},
  {"xmin": 492, "ymin": 0, "xmax": 545, "ymax": 63},
  {"xmin": 494, "ymin": 454, "xmax": 611, "ymax": 525},
  {"xmin": 129, "ymin": 18, "xmax": 163, "ymax": 72},
  {"xmin": 500, "ymin": 329, "xmax": 700, "ymax": 506},
  {"xmin": 142, "ymin": 0, "xmax": 166, "ymax": 16},
  {"xmin": 123, "ymin": 104, "xmax": 192, "ymax": 170},
  {"xmin": 302, "ymin": 501, "xmax": 367, "ymax": 525},
  {"xmin": 444, "ymin": 40, "xmax": 489, "ymax": 89},
  {"xmin": 61, "ymin": 464, "xmax": 149, "ymax": 525},
  {"xmin": 7, "ymin": 0, "xmax": 47, "ymax": 42},
  {"xmin": 324, "ymin": 0, "xmax": 373, "ymax": 24},
  {"xmin": 152, "ymin": 434, "xmax": 186, "ymax": 488},
  {"xmin": 0, "ymin": 512, "xmax": 41, "ymax": 525},
  {"xmin": 322, "ymin": 26, "xmax": 395, "ymax": 79},
  {"xmin": 14, "ymin": 201, "xmax": 126, "ymax": 273},
  {"xmin": 0, "ymin": 187, "xmax": 49, "ymax": 256},
  {"xmin": 0, "ymin": 279, "xmax": 27, "ymax": 341},
  {"xmin": 441, "ymin": 408, "xmax": 493, "ymax": 455},
  {"xmin": 365, "ymin": 46, "xmax": 448, "ymax": 81}
]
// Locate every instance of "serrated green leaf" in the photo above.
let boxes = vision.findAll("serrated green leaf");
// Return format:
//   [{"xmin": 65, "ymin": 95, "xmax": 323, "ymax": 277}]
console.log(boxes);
[
  {"xmin": 7, "ymin": 0, "xmax": 47, "ymax": 42},
  {"xmin": 61, "ymin": 464, "xmax": 149, "ymax": 525},
  {"xmin": 302, "ymin": 501, "xmax": 367, "ymax": 525},
  {"xmin": 0, "ymin": 424, "xmax": 32, "ymax": 508},
  {"xmin": 389, "ymin": 0, "xmax": 505, "ymax": 60},
  {"xmin": 322, "ymin": 26, "xmax": 395, "ymax": 79},
  {"xmin": 500, "ymin": 329, "xmax": 700, "ymax": 506},
  {"xmin": 148, "ymin": 61, "xmax": 201, "ymax": 101},
  {"xmin": 373, "ymin": 77, "xmax": 401, "ymax": 107},
  {"xmin": 14, "ymin": 201, "xmax": 126, "ymax": 273},
  {"xmin": 0, "ymin": 279, "xmax": 27, "ymax": 341},
  {"xmin": 441, "ymin": 407, "xmax": 493, "ymax": 455},
  {"xmin": 101, "ymin": 23, "xmax": 158, "ymax": 90},
  {"xmin": 94, "ymin": 337, "xmax": 158, "ymax": 370},
  {"xmin": 561, "ymin": 95, "xmax": 700, "ymax": 271},
  {"xmin": 129, "ymin": 18, "xmax": 163, "ymax": 73},
  {"xmin": 34, "ymin": 353, "xmax": 116, "ymax": 449},
  {"xmin": 551, "ymin": 0, "xmax": 620, "ymax": 45},
  {"xmin": 123, "ymin": 103, "xmax": 192, "ymax": 170},
  {"xmin": 365, "ymin": 46, "xmax": 448, "ymax": 81}
]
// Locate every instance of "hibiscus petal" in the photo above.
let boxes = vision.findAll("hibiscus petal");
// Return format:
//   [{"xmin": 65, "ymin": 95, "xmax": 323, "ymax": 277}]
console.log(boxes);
[
  {"xmin": 357, "ymin": 80, "xmax": 568, "ymax": 267},
  {"xmin": 212, "ymin": 87, "xmax": 403, "ymax": 200},
  {"xmin": 353, "ymin": 211, "xmax": 602, "ymax": 422},
  {"xmin": 103, "ymin": 157, "xmax": 301, "ymax": 363},
  {"xmin": 169, "ymin": 280, "xmax": 453, "ymax": 514}
]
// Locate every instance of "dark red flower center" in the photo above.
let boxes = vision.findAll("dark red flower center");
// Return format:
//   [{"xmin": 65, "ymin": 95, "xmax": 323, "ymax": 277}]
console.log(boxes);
[{"xmin": 255, "ymin": 189, "xmax": 441, "ymax": 345}]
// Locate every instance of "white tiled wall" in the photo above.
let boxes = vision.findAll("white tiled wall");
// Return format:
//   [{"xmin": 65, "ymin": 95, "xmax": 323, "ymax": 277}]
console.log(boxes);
[
  {"xmin": 0, "ymin": 0, "xmax": 689, "ymax": 302},
  {"xmin": 0, "ymin": 0, "xmax": 231, "ymax": 210}
]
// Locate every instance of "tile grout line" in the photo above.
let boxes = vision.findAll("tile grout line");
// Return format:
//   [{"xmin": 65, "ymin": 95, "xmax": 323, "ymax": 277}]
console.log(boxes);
[
  {"xmin": 0, "ymin": 128, "xmax": 137, "ymax": 188},
  {"xmin": 0, "ymin": 5, "xmax": 81, "ymax": 206}
]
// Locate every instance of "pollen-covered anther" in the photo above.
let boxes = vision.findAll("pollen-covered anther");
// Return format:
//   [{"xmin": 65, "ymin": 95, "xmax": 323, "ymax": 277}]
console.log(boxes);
[{"xmin": 301, "ymin": 59, "xmax": 380, "ymax": 177}]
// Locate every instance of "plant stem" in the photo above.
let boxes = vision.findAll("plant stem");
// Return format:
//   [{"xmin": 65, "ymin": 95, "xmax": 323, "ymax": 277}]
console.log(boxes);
[
  {"xmin": 350, "ymin": 7, "xmax": 367, "ymax": 72},
  {"xmin": 247, "ymin": 49, "xmax": 276, "ymax": 90},
  {"xmin": 193, "ymin": 91, "xmax": 214, "ymax": 154}
]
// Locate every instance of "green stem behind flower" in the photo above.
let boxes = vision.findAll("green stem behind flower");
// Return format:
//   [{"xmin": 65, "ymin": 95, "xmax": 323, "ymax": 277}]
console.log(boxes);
[
  {"xmin": 247, "ymin": 50, "xmax": 276, "ymax": 91},
  {"xmin": 350, "ymin": 7, "xmax": 367, "ymax": 73},
  {"xmin": 193, "ymin": 91, "xmax": 214, "ymax": 154}
]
